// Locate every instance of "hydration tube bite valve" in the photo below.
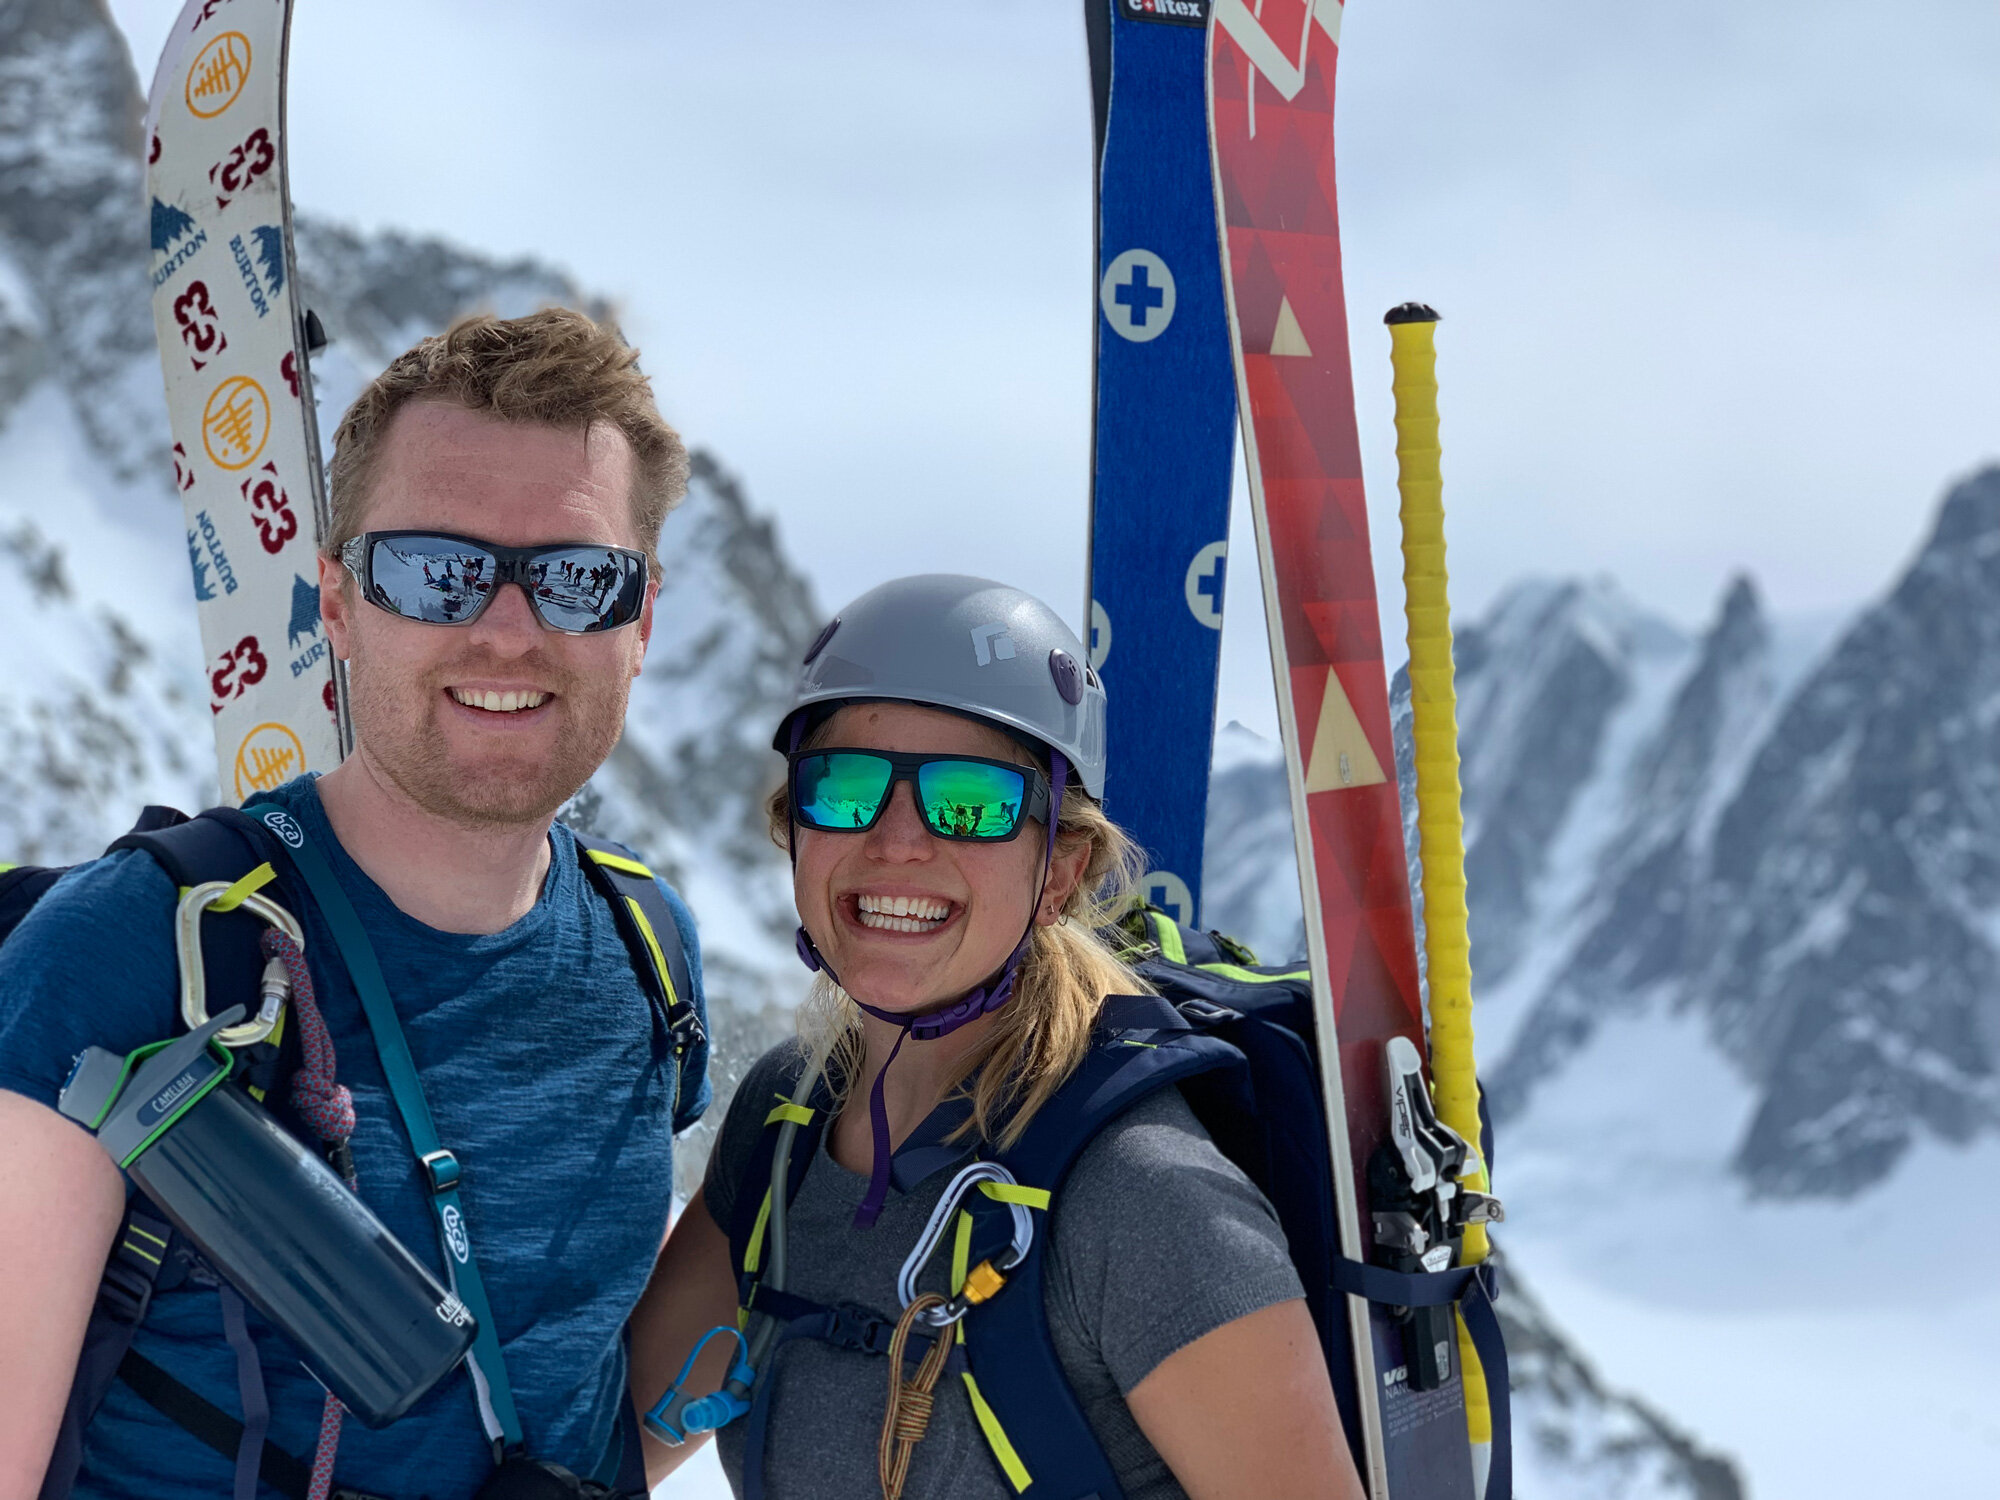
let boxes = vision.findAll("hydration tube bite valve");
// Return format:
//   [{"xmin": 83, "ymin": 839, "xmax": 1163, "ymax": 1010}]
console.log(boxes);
[{"xmin": 644, "ymin": 1326, "xmax": 756, "ymax": 1446}]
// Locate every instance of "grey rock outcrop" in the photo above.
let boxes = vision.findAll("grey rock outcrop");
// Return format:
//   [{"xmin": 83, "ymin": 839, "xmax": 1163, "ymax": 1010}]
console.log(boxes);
[
  {"xmin": 1205, "ymin": 468, "xmax": 2000, "ymax": 1200},
  {"xmin": 1704, "ymin": 470, "xmax": 2000, "ymax": 1194}
]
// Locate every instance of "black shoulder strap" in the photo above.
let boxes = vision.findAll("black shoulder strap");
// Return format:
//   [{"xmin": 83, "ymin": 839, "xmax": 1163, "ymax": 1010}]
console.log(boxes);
[
  {"xmin": 113, "ymin": 808, "xmax": 297, "ymax": 1103},
  {"xmin": 728, "ymin": 1057, "xmax": 830, "ymax": 1307},
  {"xmin": 107, "ymin": 804, "xmax": 266, "ymax": 883},
  {"xmin": 36, "ymin": 808, "xmax": 310, "ymax": 1500},
  {"xmin": 0, "ymin": 808, "xmax": 190, "ymax": 945},
  {"xmin": 942, "ymin": 1000, "xmax": 1245, "ymax": 1500},
  {"xmin": 572, "ymin": 833, "xmax": 705, "ymax": 1066},
  {"xmin": 0, "ymin": 865, "xmax": 68, "ymax": 939},
  {"xmin": 115, "ymin": 1350, "xmax": 316, "ymax": 1500},
  {"xmin": 36, "ymin": 1204, "xmax": 176, "ymax": 1500}
]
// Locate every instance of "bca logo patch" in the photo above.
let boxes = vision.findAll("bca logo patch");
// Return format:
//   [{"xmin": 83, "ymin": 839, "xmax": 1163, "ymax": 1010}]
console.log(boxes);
[
  {"xmin": 259, "ymin": 808, "xmax": 305, "ymax": 849},
  {"xmin": 441, "ymin": 1204, "xmax": 472, "ymax": 1264}
]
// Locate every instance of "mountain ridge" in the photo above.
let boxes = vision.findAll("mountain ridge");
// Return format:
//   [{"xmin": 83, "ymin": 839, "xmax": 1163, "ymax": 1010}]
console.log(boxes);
[{"xmin": 1203, "ymin": 467, "xmax": 2000, "ymax": 1202}]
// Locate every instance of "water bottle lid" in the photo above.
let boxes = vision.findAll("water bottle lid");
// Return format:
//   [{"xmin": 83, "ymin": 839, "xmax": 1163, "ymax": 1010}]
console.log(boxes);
[{"xmin": 78, "ymin": 1007, "xmax": 244, "ymax": 1169}]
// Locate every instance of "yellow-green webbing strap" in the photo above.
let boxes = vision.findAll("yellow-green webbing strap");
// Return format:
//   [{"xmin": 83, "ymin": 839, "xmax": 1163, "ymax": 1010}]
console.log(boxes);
[{"xmin": 1388, "ymin": 304, "xmax": 1495, "ymax": 1475}]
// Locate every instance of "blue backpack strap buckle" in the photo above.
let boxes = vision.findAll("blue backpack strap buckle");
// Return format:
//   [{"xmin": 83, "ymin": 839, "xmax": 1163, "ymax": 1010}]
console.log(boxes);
[
  {"xmin": 419, "ymin": 1148, "xmax": 462, "ymax": 1195},
  {"xmin": 1173, "ymin": 995, "xmax": 1243, "ymax": 1027}
]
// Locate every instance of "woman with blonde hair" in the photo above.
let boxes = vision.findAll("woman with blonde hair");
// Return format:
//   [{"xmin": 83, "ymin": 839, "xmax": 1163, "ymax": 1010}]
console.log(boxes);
[{"xmin": 628, "ymin": 575, "xmax": 1359, "ymax": 1500}]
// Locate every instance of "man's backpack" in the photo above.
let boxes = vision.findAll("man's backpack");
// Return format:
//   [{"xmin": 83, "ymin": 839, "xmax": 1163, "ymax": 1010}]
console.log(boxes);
[
  {"xmin": 3, "ymin": 805, "xmax": 698, "ymax": 1500},
  {"xmin": 725, "ymin": 905, "xmax": 1510, "ymax": 1500}
]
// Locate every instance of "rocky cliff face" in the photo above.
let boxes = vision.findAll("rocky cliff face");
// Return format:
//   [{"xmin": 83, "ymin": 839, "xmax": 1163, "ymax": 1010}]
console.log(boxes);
[
  {"xmin": 0, "ymin": 0, "xmax": 162, "ymax": 487},
  {"xmin": 1477, "ymin": 475, "xmax": 2000, "ymax": 1198},
  {"xmin": 1700, "ymin": 472, "xmax": 2000, "ymax": 1194},
  {"xmin": 1205, "ymin": 470, "xmax": 2000, "ymax": 1202}
]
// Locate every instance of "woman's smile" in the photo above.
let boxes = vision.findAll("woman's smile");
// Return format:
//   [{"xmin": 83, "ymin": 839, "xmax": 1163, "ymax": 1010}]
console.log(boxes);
[{"xmin": 844, "ymin": 890, "xmax": 960, "ymax": 936}]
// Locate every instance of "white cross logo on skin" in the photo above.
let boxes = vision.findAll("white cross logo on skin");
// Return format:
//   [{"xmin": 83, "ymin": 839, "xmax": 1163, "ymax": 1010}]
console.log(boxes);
[
  {"xmin": 1100, "ymin": 250, "xmax": 1177, "ymax": 343},
  {"xmin": 1185, "ymin": 542, "xmax": 1227, "ymax": 629},
  {"xmin": 1089, "ymin": 600, "xmax": 1112, "ymax": 671},
  {"xmin": 1143, "ymin": 870, "xmax": 1195, "ymax": 929}
]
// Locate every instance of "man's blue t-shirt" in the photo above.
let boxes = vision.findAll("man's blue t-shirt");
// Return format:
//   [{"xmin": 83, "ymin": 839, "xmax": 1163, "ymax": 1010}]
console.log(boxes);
[{"xmin": 0, "ymin": 776, "xmax": 711, "ymax": 1500}]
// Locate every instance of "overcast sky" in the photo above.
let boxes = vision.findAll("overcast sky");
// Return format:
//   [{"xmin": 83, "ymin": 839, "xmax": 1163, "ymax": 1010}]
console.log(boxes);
[{"xmin": 109, "ymin": 0, "xmax": 2000, "ymax": 737}]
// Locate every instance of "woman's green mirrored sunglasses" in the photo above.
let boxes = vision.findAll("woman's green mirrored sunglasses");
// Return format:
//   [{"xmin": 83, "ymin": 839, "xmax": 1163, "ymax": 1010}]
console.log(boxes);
[{"xmin": 789, "ymin": 749, "xmax": 1052, "ymax": 842}]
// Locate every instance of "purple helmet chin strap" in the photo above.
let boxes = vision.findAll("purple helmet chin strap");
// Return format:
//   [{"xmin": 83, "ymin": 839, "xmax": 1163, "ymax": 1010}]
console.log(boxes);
[{"xmin": 791, "ymin": 750, "xmax": 1070, "ymax": 1228}]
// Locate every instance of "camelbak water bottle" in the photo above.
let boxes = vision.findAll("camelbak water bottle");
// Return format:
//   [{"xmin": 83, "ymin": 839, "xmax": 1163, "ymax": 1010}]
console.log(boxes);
[{"xmin": 60, "ymin": 1007, "xmax": 475, "ymax": 1427}]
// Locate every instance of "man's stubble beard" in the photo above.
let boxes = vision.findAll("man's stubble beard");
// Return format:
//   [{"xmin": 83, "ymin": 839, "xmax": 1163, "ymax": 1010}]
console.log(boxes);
[{"xmin": 344, "ymin": 649, "xmax": 630, "ymax": 830}]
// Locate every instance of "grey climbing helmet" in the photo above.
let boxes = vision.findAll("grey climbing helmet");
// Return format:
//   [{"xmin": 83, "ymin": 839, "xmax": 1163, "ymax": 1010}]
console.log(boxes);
[{"xmin": 773, "ymin": 574, "xmax": 1109, "ymax": 799}]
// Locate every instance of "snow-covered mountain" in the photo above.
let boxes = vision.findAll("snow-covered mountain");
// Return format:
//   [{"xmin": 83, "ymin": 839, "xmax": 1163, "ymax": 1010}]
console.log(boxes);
[
  {"xmin": 1208, "ymin": 472, "xmax": 2000, "ymax": 1205},
  {"xmin": 1201, "ymin": 473, "xmax": 2000, "ymax": 1496},
  {"xmin": 2, "ymin": 3, "xmax": 1754, "ymax": 1496}
]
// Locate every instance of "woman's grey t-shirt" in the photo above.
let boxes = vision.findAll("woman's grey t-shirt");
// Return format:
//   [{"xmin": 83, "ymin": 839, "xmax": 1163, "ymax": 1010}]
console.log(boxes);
[{"xmin": 703, "ymin": 1038, "xmax": 1304, "ymax": 1499}]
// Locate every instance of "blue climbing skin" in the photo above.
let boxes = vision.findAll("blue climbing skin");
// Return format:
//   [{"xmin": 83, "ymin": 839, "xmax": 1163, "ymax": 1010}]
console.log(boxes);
[{"xmin": 1083, "ymin": 0, "xmax": 1236, "ymax": 929}]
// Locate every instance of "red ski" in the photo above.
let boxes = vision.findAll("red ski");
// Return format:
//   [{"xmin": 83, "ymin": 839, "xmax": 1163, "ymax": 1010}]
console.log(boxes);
[{"xmin": 1206, "ymin": 5, "xmax": 1476, "ymax": 1496}]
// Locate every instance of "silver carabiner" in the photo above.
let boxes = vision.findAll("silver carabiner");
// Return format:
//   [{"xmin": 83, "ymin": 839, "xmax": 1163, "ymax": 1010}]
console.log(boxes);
[
  {"xmin": 896, "ymin": 1161, "xmax": 1037, "ymax": 1328},
  {"xmin": 175, "ymin": 880, "xmax": 306, "ymax": 1049}
]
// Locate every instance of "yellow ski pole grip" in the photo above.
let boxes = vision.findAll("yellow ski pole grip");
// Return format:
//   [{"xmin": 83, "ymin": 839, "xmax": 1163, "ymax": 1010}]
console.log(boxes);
[
  {"xmin": 1387, "ymin": 302, "xmax": 1487, "ymax": 1230},
  {"xmin": 1388, "ymin": 304, "xmax": 1496, "ymax": 1478}
]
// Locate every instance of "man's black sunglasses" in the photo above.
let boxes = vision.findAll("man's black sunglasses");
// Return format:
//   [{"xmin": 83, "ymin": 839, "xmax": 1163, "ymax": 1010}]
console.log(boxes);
[{"xmin": 340, "ymin": 531, "xmax": 649, "ymax": 634}]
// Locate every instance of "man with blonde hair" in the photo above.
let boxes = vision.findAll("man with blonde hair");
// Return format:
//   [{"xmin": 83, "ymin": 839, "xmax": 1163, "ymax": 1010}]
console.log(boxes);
[{"xmin": 0, "ymin": 309, "xmax": 710, "ymax": 1500}]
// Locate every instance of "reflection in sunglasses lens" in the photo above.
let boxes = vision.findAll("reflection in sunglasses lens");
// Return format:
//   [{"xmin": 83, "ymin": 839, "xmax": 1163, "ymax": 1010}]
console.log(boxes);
[
  {"xmin": 373, "ymin": 538, "xmax": 496, "ymax": 624},
  {"xmin": 366, "ymin": 536, "xmax": 645, "ymax": 631},
  {"xmin": 531, "ymin": 547, "xmax": 646, "ymax": 633},
  {"xmin": 918, "ymin": 761, "xmax": 1025, "ymax": 839},
  {"xmin": 797, "ymin": 754, "xmax": 895, "ymax": 829},
  {"xmin": 791, "ymin": 756, "xmax": 1027, "ymax": 840}
]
